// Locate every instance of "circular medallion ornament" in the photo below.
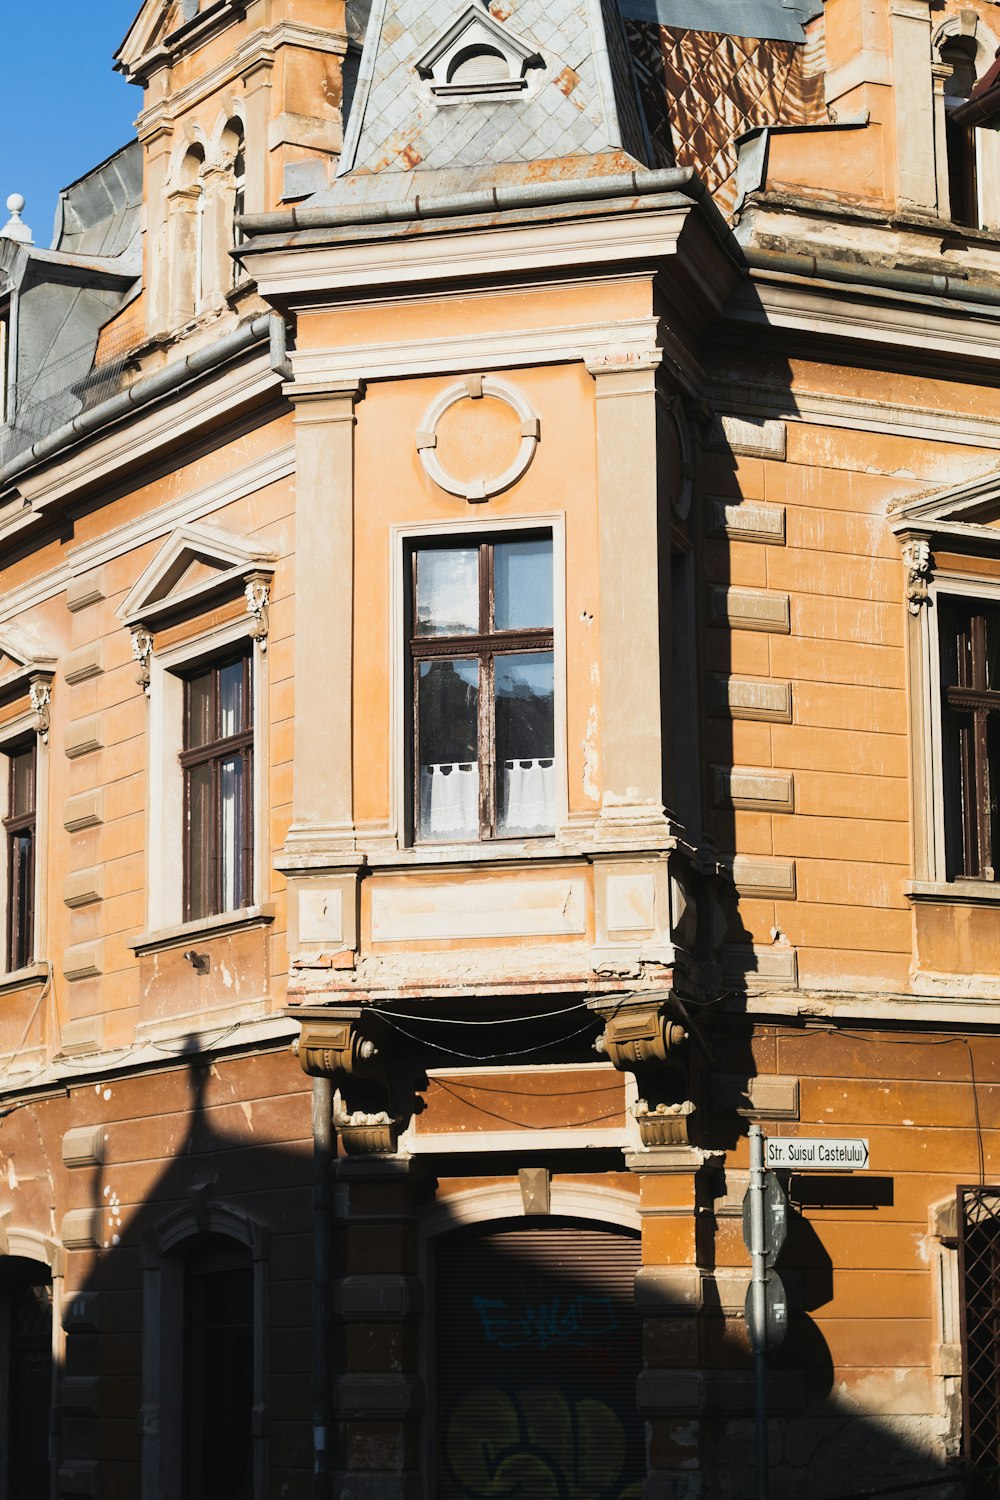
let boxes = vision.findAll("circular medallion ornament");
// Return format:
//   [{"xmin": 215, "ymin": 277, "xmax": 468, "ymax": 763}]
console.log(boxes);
[{"xmin": 416, "ymin": 374, "xmax": 540, "ymax": 502}]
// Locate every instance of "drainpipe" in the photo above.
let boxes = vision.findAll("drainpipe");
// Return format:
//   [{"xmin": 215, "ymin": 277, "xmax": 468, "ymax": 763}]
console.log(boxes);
[{"xmin": 312, "ymin": 1076, "xmax": 334, "ymax": 1500}]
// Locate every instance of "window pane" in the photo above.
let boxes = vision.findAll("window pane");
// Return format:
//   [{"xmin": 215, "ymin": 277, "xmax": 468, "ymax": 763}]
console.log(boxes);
[
  {"xmin": 986, "ymin": 605, "xmax": 1000, "ymax": 690},
  {"xmin": 9, "ymin": 745, "xmax": 34, "ymax": 818},
  {"xmin": 495, "ymin": 652, "xmax": 555, "ymax": 836},
  {"xmin": 9, "ymin": 829, "xmax": 33, "ymax": 970},
  {"xmin": 219, "ymin": 659, "xmax": 246, "ymax": 738},
  {"xmin": 415, "ymin": 548, "xmax": 479, "ymax": 636},
  {"xmin": 220, "ymin": 754, "xmax": 247, "ymax": 912},
  {"xmin": 494, "ymin": 538, "xmax": 553, "ymax": 630},
  {"xmin": 187, "ymin": 670, "xmax": 213, "ymax": 749},
  {"xmin": 187, "ymin": 764, "xmax": 213, "ymax": 919},
  {"xmin": 418, "ymin": 659, "xmax": 479, "ymax": 840}
]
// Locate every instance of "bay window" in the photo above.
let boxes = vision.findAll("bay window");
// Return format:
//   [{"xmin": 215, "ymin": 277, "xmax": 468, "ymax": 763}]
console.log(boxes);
[{"xmin": 410, "ymin": 533, "xmax": 555, "ymax": 842}]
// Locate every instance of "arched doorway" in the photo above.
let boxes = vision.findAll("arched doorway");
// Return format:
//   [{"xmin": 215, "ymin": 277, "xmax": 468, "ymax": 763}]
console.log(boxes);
[
  {"xmin": 434, "ymin": 1219, "xmax": 643, "ymax": 1499},
  {"xmin": 0, "ymin": 1257, "xmax": 52, "ymax": 1499}
]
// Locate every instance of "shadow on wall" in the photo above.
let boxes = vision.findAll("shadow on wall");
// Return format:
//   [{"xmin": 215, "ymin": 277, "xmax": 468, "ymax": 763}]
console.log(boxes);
[{"xmin": 0, "ymin": 1035, "xmax": 959, "ymax": 1500}]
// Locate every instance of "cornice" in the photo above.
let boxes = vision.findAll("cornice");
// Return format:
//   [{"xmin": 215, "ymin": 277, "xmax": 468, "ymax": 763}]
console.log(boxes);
[
  {"xmin": 11, "ymin": 354, "xmax": 282, "ymax": 517},
  {"xmin": 134, "ymin": 19, "xmax": 347, "ymax": 137},
  {"xmin": 288, "ymin": 315, "xmax": 661, "ymax": 383},
  {"xmin": 725, "ymin": 269, "xmax": 1000, "ymax": 371},
  {"xmin": 707, "ymin": 377, "xmax": 1000, "ymax": 451},
  {"xmin": 246, "ymin": 196, "xmax": 736, "ymax": 313},
  {"xmin": 0, "ymin": 442, "xmax": 294, "ymax": 629}
]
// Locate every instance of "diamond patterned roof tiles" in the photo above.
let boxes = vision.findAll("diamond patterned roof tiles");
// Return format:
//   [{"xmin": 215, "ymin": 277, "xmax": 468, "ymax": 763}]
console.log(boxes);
[{"xmin": 315, "ymin": 0, "xmax": 661, "ymax": 208}]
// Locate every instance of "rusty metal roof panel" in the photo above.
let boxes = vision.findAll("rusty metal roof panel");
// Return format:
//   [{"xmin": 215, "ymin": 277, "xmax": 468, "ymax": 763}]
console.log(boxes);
[{"xmin": 620, "ymin": 0, "xmax": 821, "ymax": 43}]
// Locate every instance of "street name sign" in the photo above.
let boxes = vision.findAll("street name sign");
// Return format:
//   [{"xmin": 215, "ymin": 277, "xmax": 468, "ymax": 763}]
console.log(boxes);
[{"xmin": 765, "ymin": 1137, "xmax": 869, "ymax": 1171}]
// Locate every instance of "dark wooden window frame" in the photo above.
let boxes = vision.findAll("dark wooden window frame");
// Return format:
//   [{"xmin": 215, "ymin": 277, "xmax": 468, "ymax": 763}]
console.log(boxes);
[
  {"xmin": 181, "ymin": 652, "xmax": 254, "ymax": 920},
  {"xmin": 941, "ymin": 599, "xmax": 1000, "ymax": 881},
  {"xmin": 408, "ymin": 532, "xmax": 554, "ymax": 843},
  {"xmin": 3, "ymin": 742, "xmax": 35, "ymax": 973}
]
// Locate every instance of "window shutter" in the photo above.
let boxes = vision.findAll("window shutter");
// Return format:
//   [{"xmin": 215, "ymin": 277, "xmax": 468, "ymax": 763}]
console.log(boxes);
[{"xmin": 435, "ymin": 1221, "xmax": 644, "ymax": 1498}]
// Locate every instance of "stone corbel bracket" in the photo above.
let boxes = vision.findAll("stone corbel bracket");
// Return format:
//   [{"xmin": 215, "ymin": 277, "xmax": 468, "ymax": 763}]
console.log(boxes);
[
  {"xmin": 295, "ymin": 1015, "xmax": 401, "ymax": 1155},
  {"xmin": 592, "ymin": 994, "xmax": 695, "ymax": 1147}
]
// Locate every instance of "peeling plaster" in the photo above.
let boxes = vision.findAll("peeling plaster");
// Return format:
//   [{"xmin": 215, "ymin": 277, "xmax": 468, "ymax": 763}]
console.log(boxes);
[{"xmin": 582, "ymin": 665, "xmax": 599, "ymax": 803}]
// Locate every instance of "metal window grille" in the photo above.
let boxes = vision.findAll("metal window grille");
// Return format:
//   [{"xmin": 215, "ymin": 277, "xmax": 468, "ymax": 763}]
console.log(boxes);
[{"xmin": 959, "ymin": 1187, "xmax": 1000, "ymax": 1492}]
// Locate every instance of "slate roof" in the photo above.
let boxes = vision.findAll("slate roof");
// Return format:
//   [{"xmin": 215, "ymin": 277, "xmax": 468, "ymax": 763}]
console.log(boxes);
[
  {"xmin": 0, "ymin": 143, "xmax": 143, "ymax": 468},
  {"xmin": 320, "ymin": 0, "xmax": 661, "ymax": 208}
]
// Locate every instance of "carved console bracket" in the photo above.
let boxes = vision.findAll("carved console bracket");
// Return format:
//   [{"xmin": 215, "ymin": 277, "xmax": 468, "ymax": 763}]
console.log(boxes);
[
  {"xmin": 131, "ymin": 628, "xmax": 154, "ymax": 695},
  {"xmin": 901, "ymin": 536, "xmax": 932, "ymax": 615},
  {"xmin": 29, "ymin": 672, "xmax": 53, "ymax": 742},
  {"xmin": 592, "ymin": 994, "xmax": 695, "ymax": 1147},
  {"xmin": 244, "ymin": 571, "xmax": 271, "ymax": 651},
  {"xmin": 295, "ymin": 1015, "xmax": 402, "ymax": 1155}
]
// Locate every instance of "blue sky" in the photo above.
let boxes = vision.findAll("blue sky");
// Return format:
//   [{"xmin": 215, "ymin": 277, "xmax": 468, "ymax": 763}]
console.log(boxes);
[{"xmin": 0, "ymin": 2, "xmax": 143, "ymax": 247}]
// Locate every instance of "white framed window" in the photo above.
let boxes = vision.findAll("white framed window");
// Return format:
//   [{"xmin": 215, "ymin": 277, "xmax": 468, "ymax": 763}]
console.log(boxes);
[
  {"xmin": 390, "ymin": 515, "xmax": 567, "ymax": 851},
  {"xmin": 0, "ymin": 687, "xmax": 50, "ymax": 982},
  {"xmin": 146, "ymin": 618, "xmax": 269, "ymax": 936},
  {"xmin": 920, "ymin": 573, "xmax": 1000, "ymax": 887}
]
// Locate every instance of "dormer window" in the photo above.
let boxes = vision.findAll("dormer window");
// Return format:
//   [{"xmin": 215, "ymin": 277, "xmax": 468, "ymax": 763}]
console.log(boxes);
[
  {"xmin": 415, "ymin": 6, "xmax": 543, "ymax": 104},
  {"xmin": 942, "ymin": 35, "xmax": 981, "ymax": 227}
]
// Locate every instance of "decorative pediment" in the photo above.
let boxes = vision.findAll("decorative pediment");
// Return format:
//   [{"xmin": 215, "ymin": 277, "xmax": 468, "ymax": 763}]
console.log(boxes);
[
  {"xmin": 414, "ymin": 6, "xmax": 544, "ymax": 102},
  {"xmin": 889, "ymin": 464, "xmax": 1000, "ymax": 546},
  {"xmin": 117, "ymin": 523, "xmax": 275, "ymax": 631},
  {"xmin": 115, "ymin": 0, "xmax": 244, "ymax": 82},
  {"xmin": 0, "ymin": 626, "xmax": 56, "ymax": 736}
]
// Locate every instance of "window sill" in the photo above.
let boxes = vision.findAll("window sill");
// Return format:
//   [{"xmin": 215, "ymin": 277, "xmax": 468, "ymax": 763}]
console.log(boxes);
[
  {"xmin": 0, "ymin": 961, "xmax": 48, "ymax": 995},
  {"xmin": 131, "ymin": 905, "xmax": 275, "ymax": 956},
  {"xmin": 906, "ymin": 880, "xmax": 1000, "ymax": 908},
  {"xmin": 371, "ymin": 838, "xmax": 567, "ymax": 869}
]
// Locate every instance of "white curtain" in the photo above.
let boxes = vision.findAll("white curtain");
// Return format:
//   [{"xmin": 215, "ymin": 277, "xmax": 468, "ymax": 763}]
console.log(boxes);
[
  {"xmin": 501, "ymin": 758, "xmax": 555, "ymax": 834},
  {"xmin": 420, "ymin": 762, "xmax": 479, "ymax": 840}
]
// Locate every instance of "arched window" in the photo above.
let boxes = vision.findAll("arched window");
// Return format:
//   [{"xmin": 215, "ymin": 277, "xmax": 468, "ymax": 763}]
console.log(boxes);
[
  {"xmin": 175, "ymin": 144, "xmax": 207, "ymax": 316},
  {"xmin": 182, "ymin": 1236, "xmax": 254, "ymax": 1500},
  {"xmin": 447, "ymin": 45, "xmax": 509, "ymax": 86},
  {"xmin": 224, "ymin": 120, "xmax": 246, "ymax": 289},
  {"xmin": 0, "ymin": 1258, "xmax": 53, "ymax": 1500},
  {"xmin": 142, "ymin": 1207, "xmax": 267, "ymax": 1500},
  {"xmin": 432, "ymin": 1218, "xmax": 643, "ymax": 1498},
  {"xmin": 941, "ymin": 35, "xmax": 980, "ymax": 226}
]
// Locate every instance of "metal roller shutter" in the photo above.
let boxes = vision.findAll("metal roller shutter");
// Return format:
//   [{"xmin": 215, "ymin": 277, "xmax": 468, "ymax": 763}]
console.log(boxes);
[{"xmin": 435, "ymin": 1219, "xmax": 643, "ymax": 1498}]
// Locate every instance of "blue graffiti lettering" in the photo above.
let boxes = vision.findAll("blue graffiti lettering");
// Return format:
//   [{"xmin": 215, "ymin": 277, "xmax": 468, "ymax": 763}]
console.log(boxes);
[{"xmin": 473, "ymin": 1293, "xmax": 618, "ymax": 1349}]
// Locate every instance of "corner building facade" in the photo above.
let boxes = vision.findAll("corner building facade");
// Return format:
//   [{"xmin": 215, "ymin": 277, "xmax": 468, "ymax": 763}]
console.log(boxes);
[{"xmin": 2, "ymin": 0, "xmax": 1000, "ymax": 1496}]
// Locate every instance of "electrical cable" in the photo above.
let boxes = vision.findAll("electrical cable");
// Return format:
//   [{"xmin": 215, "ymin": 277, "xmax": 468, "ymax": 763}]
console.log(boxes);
[
  {"xmin": 375, "ymin": 1011, "xmax": 599, "ymax": 1061},
  {"xmin": 378, "ymin": 998, "xmax": 592, "ymax": 1026}
]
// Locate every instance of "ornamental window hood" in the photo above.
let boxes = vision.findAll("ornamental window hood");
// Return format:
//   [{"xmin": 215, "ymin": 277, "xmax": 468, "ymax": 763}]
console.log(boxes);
[{"xmin": 414, "ymin": 6, "xmax": 544, "ymax": 102}]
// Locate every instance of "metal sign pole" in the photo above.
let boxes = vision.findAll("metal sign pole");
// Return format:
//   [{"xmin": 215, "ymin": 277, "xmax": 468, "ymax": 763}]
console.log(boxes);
[{"xmin": 749, "ymin": 1123, "xmax": 769, "ymax": 1500}]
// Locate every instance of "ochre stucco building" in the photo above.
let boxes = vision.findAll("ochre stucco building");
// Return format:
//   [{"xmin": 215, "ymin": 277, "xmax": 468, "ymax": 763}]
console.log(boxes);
[{"xmin": 1, "ymin": 0, "xmax": 1000, "ymax": 1496}]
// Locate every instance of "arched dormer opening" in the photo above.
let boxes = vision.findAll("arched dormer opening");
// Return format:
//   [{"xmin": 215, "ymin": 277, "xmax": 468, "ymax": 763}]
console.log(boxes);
[
  {"xmin": 171, "ymin": 143, "xmax": 207, "ymax": 320},
  {"xmin": 219, "ymin": 116, "xmax": 247, "ymax": 290},
  {"xmin": 941, "ymin": 33, "xmax": 980, "ymax": 226},
  {"xmin": 933, "ymin": 16, "xmax": 1000, "ymax": 231}
]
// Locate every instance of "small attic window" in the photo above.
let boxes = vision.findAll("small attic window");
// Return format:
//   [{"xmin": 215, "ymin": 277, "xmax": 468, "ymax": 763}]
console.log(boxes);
[
  {"xmin": 415, "ymin": 6, "xmax": 543, "ymax": 104},
  {"xmin": 447, "ymin": 45, "xmax": 509, "ymax": 86}
]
